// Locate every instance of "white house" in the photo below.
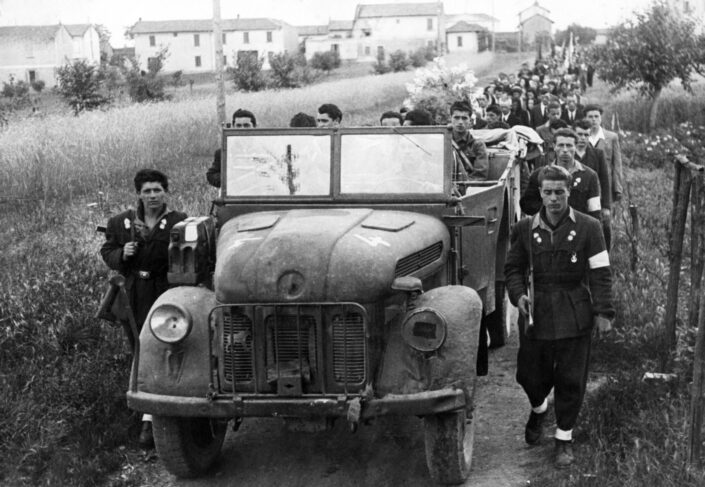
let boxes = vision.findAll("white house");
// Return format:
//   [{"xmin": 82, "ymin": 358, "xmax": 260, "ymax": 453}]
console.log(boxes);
[
  {"xmin": 352, "ymin": 2, "xmax": 444, "ymax": 62},
  {"xmin": 129, "ymin": 18, "xmax": 299, "ymax": 73},
  {"xmin": 445, "ymin": 21, "xmax": 485, "ymax": 53},
  {"xmin": 0, "ymin": 23, "xmax": 100, "ymax": 86}
]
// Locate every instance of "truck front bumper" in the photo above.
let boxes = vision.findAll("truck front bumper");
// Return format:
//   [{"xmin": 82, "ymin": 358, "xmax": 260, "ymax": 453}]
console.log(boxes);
[{"xmin": 127, "ymin": 387, "xmax": 466, "ymax": 419}]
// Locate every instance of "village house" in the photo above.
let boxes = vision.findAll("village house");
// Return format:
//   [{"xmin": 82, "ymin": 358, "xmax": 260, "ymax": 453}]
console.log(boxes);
[
  {"xmin": 129, "ymin": 18, "xmax": 298, "ymax": 73},
  {"xmin": 299, "ymin": 2, "xmax": 496, "ymax": 63},
  {"xmin": 518, "ymin": 1, "xmax": 553, "ymax": 51},
  {"xmin": 0, "ymin": 23, "xmax": 100, "ymax": 87}
]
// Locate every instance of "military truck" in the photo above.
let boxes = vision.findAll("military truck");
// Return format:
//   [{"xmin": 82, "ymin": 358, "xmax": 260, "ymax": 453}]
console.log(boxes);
[{"xmin": 126, "ymin": 126, "xmax": 521, "ymax": 484}]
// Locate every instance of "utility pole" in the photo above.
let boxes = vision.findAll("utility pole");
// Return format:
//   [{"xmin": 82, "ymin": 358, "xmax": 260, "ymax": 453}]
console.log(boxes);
[
  {"xmin": 213, "ymin": 0, "xmax": 226, "ymax": 125},
  {"xmin": 436, "ymin": 1, "xmax": 443, "ymax": 54}
]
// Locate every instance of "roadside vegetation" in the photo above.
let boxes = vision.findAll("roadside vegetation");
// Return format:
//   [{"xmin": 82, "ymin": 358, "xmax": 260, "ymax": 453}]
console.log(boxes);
[
  {"xmin": 532, "ymin": 78, "xmax": 705, "ymax": 485},
  {"xmin": 0, "ymin": 51, "xmax": 503, "ymax": 486}
]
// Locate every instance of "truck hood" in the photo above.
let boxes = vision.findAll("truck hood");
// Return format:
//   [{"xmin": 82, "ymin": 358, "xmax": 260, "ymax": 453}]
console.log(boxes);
[{"xmin": 214, "ymin": 208, "xmax": 449, "ymax": 303}]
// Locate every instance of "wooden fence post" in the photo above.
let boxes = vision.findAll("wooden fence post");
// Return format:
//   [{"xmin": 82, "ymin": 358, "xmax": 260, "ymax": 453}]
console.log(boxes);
[
  {"xmin": 662, "ymin": 156, "xmax": 692, "ymax": 370},
  {"xmin": 688, "ymin": 263, "xmax": 705, "ymax": 467},
  {"xmin": 629, "ymin": 204, "xmax": 639, "ymax": 272},
  {"xmin": 690, "ymin": 176, "xmax": 705, "ymax": 330}
]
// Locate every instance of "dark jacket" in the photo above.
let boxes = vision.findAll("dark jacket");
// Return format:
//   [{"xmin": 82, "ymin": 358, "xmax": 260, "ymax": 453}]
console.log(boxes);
[
  {"xmin": 206, "ymin": 148, "xmax": 222, "ymax": 188},
  {"xmin": 560, "ymin": 106, "xmax": 584, "ymax": 126},
  {"xmin": 575, "ymin": 146, "xmax": 611, "ymax": 210},
  {"xmin": 530, "ymin": 104, "xmax": 549, "ymax": 128},
  {"xmin": 100, "ymin": 203, "xmax": 187, "ymax": 327},
  {"xmin": 452, "ymin": 131, "xmax": 489, "ymax": 180},
  {"xmin": 504, "ymin": 208, "xmax": 614, "ymax": 340},
  {"xmin": 520, "ymin": 161, "xmax": 602, "ymax": 220}
]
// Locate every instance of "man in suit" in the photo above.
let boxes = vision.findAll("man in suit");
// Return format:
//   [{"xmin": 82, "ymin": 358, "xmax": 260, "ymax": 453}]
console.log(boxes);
[
  {"xmin": 530, "ymin": 87, "xmax": 551, "ymax": 129},
  {"xmin": 585, "ymin": 104, "xmax": 624, "ymax": 204},
  {"xmin": 575, "ymin": 119, "xmax": 612, "ymax": 248},
  {"xmin": 499, "ymin": 96, "xmax": 523, "ymax": 127},
  {"xmin": 536, "ymin": 102, "xmax": 563, "ymax": 148},
  {"xmin": 561, "ymin": 94, "xmax": 584, "ymax": 127},
  {"xmin": 475, "ymin": 93, "xmax": 490, "ymax": 121}
]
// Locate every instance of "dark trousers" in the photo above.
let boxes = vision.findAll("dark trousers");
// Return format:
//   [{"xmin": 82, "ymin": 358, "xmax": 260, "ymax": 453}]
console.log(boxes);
[{"xmin": 516, "ymin": 331, "xmax": 592, "ymax": 431}]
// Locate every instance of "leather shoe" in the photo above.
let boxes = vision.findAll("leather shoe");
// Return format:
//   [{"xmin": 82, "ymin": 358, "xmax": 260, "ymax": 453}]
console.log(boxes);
[
  {"xmin": 554, "ymin": 439, "xmax": 574, "ymax": 468},
  {"xmin": 524, "ymin": 410, "xmax": 547, "ymax": 445},
  {"xmin": 139, "ymin": 421, "xmax": 154, "ymax": 448}
]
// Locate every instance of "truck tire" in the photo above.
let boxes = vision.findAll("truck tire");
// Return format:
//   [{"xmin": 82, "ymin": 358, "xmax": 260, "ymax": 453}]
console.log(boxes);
[
  {"xmin": 485, "ymin": 281, "xmax": 508, "ymax": 348},
  {"xmin": 424, "ymin": 408, "xmax": 475, "ymax": 485},
  {"xmin": 152, "ymin": 416, "xmax": 227, "ymax": 478}
]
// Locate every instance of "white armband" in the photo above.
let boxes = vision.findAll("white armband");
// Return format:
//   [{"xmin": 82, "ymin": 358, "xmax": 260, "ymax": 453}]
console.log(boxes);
[
  {"xmin": 587, "ymin": 196, "xmax": 601, "ymax": 212},
  {"xmin": 588, "ymin": 250, "xmax": 610, "ymax": 269}
]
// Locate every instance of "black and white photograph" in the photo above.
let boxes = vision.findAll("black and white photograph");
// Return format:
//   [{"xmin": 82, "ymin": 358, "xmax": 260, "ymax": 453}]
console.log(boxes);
[{"xmin": 2, "ymin": 0, "xmax": 705, "ymax": 485}]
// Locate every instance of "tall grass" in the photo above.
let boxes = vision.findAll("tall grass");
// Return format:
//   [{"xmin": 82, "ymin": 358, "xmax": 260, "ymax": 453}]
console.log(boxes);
[{"xmin": 0, "ymin": 52, "xmax": 516, "ymax": 486}]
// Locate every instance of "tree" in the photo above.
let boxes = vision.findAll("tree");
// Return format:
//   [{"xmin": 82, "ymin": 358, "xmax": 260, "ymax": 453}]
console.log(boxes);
[
  {"xmin": 56, "ymin": 60, "xmax": 109, "ymax": 115},
  {"xmin": 123, "ymin": 47, "xmax": 168, "ymax": 102},
  {"xmin": 310, "ymin": 51, "xmax": 340, "ymax": 74},
  {"xmin": 228, "ymin": 52, "xmax": 266, "ymax": 92},
  {"xmin": 388, "ymin": 50, "xmax": 410, "ymax": 72},
  {"xmin": 554, "ymin": 24, "xmax": 597, "ymax": 46},
  {"xmin": 592, "ymin": 1, "xmax": 705, "ymax": 132}
]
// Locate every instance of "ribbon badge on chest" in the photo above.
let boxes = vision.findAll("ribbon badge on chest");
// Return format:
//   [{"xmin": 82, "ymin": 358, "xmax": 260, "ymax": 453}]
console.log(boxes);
[
  {"xmin": 573, "ymin": 177, "xmax": 581, "ymax": 187},
  {"xmin": 533, "ymin": 232, "xmax": 542, "ymax": 244},
  {"xmin": 124, "ymin": 218, "xmax": 131, "ymax": 229},
  {"xmin": 159, "ymin": 218, "xmax": 167, "ymax": 230},
  {"xmin": 570, "ymin": 252, "xmax": 578, "ymax": 263},
  {"xmin": 567, "ymin": 230, "xmax": 576, "ymax": 242}
]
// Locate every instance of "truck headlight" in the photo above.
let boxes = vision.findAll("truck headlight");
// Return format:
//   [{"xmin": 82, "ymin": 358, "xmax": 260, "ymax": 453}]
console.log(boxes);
[
  {"xmin": 401, "ymin": 307, "xmax": 447, "ymax": 352},
  {"xmin": 150, "ymin": 304, "xmax": 192, "ymax": 344}
]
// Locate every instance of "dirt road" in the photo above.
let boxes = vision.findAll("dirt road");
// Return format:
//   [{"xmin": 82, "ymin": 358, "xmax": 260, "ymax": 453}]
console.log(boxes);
[{"xmin": 126, "ymin": 330, "xmax": 550, "ymax": 487}]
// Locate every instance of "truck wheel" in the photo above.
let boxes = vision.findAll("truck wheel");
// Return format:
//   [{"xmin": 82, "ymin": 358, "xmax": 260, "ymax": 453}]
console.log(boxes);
[
  {"xmin": 152, "ymin": 416, "xmax": 227, "ymax": 478},
  {"xmin": 424, "ymin": 409, "xmax": 475, "ymax": 485},
  {"xmin": 485, "ymin": 281, "xmax": 508, "ymax": 348}
]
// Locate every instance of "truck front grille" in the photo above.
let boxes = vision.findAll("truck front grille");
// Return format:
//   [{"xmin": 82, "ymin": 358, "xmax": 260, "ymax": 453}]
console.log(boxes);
[
  {"xmin": 222, "ymin": 309, "xmax": 254, "ymax": 383},
  {"xmin": 216, "ymin": 303, "xmax": 367, "ymax": 394},
  {"xmin": 332, "ymin": 313, "xmax": 365, "ymax": 383},
  {"xmin": 395, "ymin": 241, "xmax": 443, "ymax": 277}
]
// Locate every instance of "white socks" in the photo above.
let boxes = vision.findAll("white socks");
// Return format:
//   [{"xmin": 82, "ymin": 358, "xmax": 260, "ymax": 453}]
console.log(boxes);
[{"xmin": 532, "ymin": 398, "xmax": 548, "ymax": 414}]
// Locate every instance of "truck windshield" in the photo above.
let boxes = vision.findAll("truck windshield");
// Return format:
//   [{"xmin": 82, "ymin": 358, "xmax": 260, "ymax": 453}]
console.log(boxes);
[
  {"xmin": 225, "ymin": 135, "xmax": 331, "ymax": 196},
  {"xmin": 340, "ymin": 133, "xmax": 444, "ymax": 194}
]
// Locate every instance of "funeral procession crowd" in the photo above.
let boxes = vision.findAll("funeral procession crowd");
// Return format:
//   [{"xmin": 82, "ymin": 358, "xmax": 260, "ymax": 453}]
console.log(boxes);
[{"xmin": 100, "ymin": 56, "xmax": 619, "ymax": 470}]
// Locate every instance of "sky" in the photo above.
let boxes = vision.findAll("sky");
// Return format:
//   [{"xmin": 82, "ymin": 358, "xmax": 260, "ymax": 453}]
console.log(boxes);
[{"xmin": 0, "ymin": 0, "xmax": 655, "ymax": 47}]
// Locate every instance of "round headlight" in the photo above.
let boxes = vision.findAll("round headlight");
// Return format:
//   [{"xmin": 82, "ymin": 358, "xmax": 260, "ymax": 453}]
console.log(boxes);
[
  {"xmin": 401, "ymin": 307, "xmax": 447, "ymax": 352},
  {"xmin": 150, "ymin": 304, "xmax": 192, "ymax": 344}
]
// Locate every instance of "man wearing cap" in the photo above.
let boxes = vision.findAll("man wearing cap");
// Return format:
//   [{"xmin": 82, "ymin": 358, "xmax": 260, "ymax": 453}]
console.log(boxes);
[{"xmin": 505, "ymin": 164, "xmax": 614, "ymax": 468}]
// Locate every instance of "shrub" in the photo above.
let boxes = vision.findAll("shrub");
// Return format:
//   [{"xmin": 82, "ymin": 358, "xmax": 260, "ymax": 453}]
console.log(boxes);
[
  {"xmin": 310, "ymin": 51, "xmax": 341, "ymax": 73},
  {"xmin": 171, "ymin": 70, "xmax": 183, "ymax": 87},
  {"xmin": 123, "ymin": 49, "xmax": 168, "ymax": 103},
  {"xmin": 388, "ymin": 50, "xmax": 410, "ymax": 72},
  {"xmin": 409, "ymin": 47, "xmax": 428, "ymax": 68},
  {"xmin": 268, "ymin": 52, "xmax": 304, "ymax": 88},
  {"xmin": 56, "ymin": 60, "xmax": 110, "ymax": 115},
  {"xmin": 229, "ymin": 53, "xmax": 266, "ymax": 92},
  {"xmin": 30, "ymin": 80, "xmax": 45, "ymax": 93},
  {"xmin": 1, "ymin": 75, "xmax": 30, "ymax": 99}
]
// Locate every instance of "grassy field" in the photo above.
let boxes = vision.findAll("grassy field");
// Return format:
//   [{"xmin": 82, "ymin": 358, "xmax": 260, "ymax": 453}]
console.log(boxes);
[{"xmin": 0, "ymin": 51, "xmax": 533, "ymax": 486}]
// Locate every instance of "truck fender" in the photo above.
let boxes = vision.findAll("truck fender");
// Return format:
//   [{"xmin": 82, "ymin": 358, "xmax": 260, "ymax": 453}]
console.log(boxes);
[
  {"xmin": 376, "ymin": 285, "xmax": 483, "ymax": 411},
  {"xmin": 132, "ymin": 286, "xmax": 216, "ymax": 401}
]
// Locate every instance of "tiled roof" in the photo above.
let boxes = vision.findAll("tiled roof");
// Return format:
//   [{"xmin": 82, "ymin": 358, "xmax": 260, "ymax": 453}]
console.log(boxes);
[
  {"xmin": 356, "ymin": 2, "xmax": 441, "ymax": 18},
  {"xmin": 130, "ymin": 18, "xmax": 284, "ymax": 35},
  {"xmin": 446, "ymin": 21, "xmax": 485, "ymax": 33},
  {"xmin": 296, "ymin": 25, "xmax": 329, "ymax": 36},
  {"xmin": 0, "ymin": 24, "xmax": 61, "ymax": 43},
  {"xmin": 329, "ymin": 20, "xmax": 354, "ymax": 31},
  {"xmin": 64, "ymin": 24, "xmax": 91, "ymax": 37}
]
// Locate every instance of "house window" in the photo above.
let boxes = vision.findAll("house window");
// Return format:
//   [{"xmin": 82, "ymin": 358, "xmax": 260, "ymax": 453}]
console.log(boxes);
[
  {"xmin": 364, "ymin": 46, "xmax": 371, "ymax": 55},
  {"xmin": 194, "ymin": 34, "xmax": 200, "ymax": 47},
  {"xmin": 195, "ymin": 56, "xmax": 201, "ymax": 67},
  {"xmin": 149, "ymin": 35, "xmax": 155, "ymax": 46},
  {"xmin": 173, "ymin": 32, "xmax": 177, "ymax": 37},
  {"xmin": 457, "ymin": 36, "xmax": 463, "ymax": 47},
  {"xmin": 331, "ymin": 44, "xmax": 339, "ymax": 53},
  {"xmin": 28, "ymin": 70, "xmax": 36, "ymax": 83},
  {"xmin": 243, "ymin": 32, "xmax": 250, "ymax": 44},
  {"xmin": 266, "ymin": 31, "xmax": 272, "ymax": 42},
  {"xmin": 222, "ymin": 33, "xmax": 227, "ymax": 44},
  {"xmin": 223, "ymin": 55, "xmax": 227, "ymax": 65},
  {"xmin": 396, "ymin": 19, "xmax": 400, "ymax": 24},
  {"xmin": 427, "ymin": 18, "xmax": 433, "ymax": 31}
]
